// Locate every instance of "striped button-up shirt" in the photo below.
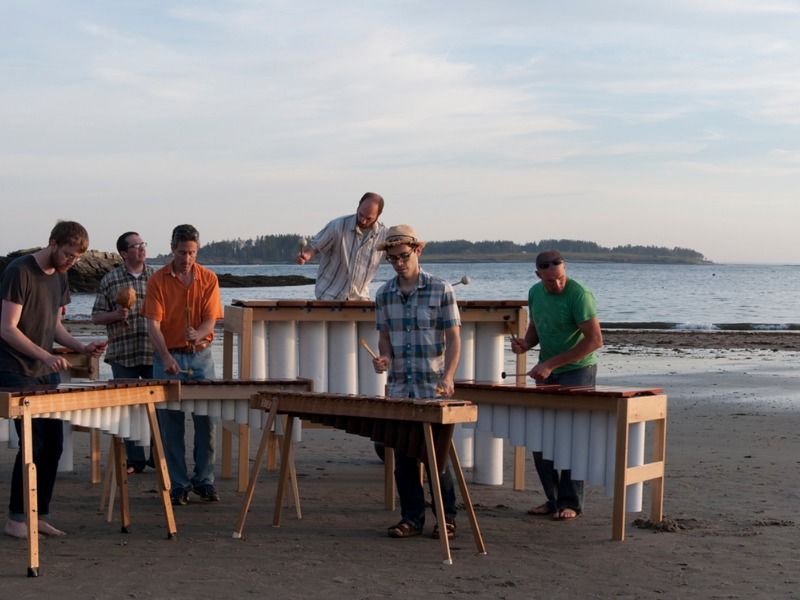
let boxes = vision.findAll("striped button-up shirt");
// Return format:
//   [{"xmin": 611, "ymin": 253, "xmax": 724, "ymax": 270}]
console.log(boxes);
[
  {"xmin": 92, "ymin": 265, "xmax": 154, "ymax": 367},
  {"xmin": 375, "ymin": 270, "xmax": 461, "ymax": 399},
  {"xmin": 311, "ymin": 214, "xmax": 386, "ymax": 300}
]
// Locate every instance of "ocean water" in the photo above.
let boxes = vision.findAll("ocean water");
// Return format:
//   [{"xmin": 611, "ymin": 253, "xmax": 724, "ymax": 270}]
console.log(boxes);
[{"xmin": 65, "ymin": 261, "xmax": 800, "ymax": 330}]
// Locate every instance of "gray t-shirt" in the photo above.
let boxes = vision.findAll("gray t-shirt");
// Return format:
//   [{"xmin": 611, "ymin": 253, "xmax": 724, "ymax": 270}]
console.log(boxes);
[{"xmin": 0, "ymin": 254, "xmax": 70, "ymax": 377}]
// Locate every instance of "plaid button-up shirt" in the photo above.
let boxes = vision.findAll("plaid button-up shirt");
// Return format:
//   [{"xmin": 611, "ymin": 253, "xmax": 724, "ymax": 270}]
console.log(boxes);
[
  {"xmin": 374, "ymin": 270, "xmax": 460, "ymax": 399},
  {"xmin": 92, "ymin": 265, "xmax": 154, "ymax": 367}
]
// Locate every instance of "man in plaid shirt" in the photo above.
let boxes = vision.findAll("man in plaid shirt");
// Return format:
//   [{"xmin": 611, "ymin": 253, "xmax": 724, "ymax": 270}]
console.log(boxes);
[
  {"xmin": 372, "ymin": 225, "xmax": 461, "ymax": 540},
  {"xmin": 92, "ymin": 231, "xmax": 154, "ymax": 473}
]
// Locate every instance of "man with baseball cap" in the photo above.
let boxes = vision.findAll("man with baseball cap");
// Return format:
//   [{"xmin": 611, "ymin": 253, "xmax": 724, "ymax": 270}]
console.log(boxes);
[
  {"xmin": 372, "ymin": 225, "xmax": 461, "ymax": 540},
  {"xmin": 510, "ymin": 250, "xmax": 603, "ymax": 520}
]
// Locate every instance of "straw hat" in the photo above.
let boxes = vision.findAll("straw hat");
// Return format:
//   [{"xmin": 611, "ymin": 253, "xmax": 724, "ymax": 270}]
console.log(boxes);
[{"xmin": 377, "ymin": 224, "xmax": 426, "ymax": 251}]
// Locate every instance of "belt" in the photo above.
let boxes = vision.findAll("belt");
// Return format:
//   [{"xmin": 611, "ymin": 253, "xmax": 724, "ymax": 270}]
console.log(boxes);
[{"xmin": 169, "ymin": 341, "xmax": 211, "ymax": 354}]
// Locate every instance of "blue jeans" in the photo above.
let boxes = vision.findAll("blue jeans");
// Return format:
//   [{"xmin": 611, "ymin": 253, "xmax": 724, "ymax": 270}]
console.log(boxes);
[
  {"xmin": 394, "ymin": 439, "xmax": 457, "ymax": 530},
  {"xmin": 2, "ymin": 371, "xmax": 62, "ymax": 521},
  {"xmin": 533, "ymin": 364, "xmax": 597, "ymax": 514},
  {"xmin": 153, "ymin": 349, "xmax": 216, "ymax": 494},
  {"xmin": 110, "ymin": 363, "xmax": 154, "ymax": 471}
]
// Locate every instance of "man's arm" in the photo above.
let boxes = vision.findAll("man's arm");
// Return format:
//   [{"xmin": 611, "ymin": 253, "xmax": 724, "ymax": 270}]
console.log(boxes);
[
  {"xmin": 530, "ymin": 317, "xmax": 603, "ymax": 381},
  {"xmin": 91, "ymin": 306, "xmax": 128, "ymax": 325},
  {"xmin": 1, "ymin": 300, "xmax": 105, "ymax": 373},
  {"xmin": 510, "ymin": 320, "xmax": 540, "ymax": 354},
  {"xmin": 372, "ymin": 329, "xmax": 392, "ymax": 373},
  {"xmin": 147, "ymin": 318, "xmax": 180, "ymax": 374},
  {"xmin": 437, "ymin": 325, "xmax": 461, "ymax": 397},
  {"xmin": 186, "ymin": 316, "xmax": 217, "ymax": 344},
  {"xmin": 0, "ymin": 300, "xmax": 70, "ymax": 372}
]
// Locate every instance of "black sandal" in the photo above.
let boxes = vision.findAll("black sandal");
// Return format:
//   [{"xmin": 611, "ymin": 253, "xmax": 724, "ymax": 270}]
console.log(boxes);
[
  {"xmin": 387, "ymin": 521, "xmax": 422, "ymax": 538},
  {"xmin": 431, "ymin": 521, "xmax": 456, "ymax": 540}
]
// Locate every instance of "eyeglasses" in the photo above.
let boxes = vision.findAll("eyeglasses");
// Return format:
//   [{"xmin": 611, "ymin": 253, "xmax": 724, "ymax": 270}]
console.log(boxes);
[
  {"xmin": 126, "ymin": 242, "xmax": 147, "ymax": 250},
  {"xmin": 537, "ymin": 259, "xmax": 563, "ymax": 270},
  {"xmin": 386, "ymin": 251, "xmax": 413, "ymax": 264}
]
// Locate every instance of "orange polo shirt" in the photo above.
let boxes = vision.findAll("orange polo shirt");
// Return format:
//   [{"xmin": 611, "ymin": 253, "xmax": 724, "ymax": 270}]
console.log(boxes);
[{"xmin": 142, "ymin": 262, "xmax": 223, "ymax": 350}]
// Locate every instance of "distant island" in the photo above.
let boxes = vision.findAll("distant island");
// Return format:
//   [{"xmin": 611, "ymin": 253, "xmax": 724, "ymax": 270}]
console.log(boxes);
[{"xmin": 151, "ymin": 234, "xmax": 710, "ymax": 265}]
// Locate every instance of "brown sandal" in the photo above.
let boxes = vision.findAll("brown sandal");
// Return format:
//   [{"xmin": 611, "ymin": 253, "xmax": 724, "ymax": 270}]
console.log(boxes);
[
  {"xmin": 431, "ymin": 521, "xmax": 456, "ymax": 540},
  {"xmin": 388, "ymin": 521, "xmax": 422, "ymax": 538}
]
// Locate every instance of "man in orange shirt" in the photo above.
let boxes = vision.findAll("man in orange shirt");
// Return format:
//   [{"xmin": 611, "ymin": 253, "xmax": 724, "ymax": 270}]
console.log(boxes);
[{"xmin": 142, "ymin": 224, "xmax": 223, "ymax": 506}]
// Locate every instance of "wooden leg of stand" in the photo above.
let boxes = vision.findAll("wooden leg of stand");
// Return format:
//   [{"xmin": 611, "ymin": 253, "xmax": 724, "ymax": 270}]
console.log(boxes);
[
  {"xmin": 99, "ymin": 436, "xmax": 114, "ymax": 513},
  {"xmin": 146, "ymin": 404, "xmax": 177, "ymax": 539},
  {"xmin": 112, "ymin": 437, "xmax": 131, "ymax": 533},
  {"xmin": 233, "ymin": 402, "xmax": 278, "ymax": 539},
  {"xmin": 267, "ymin": 431, "xmax": 279, "ymax": 471},
  {"xmin": 237, "ymin": 424, "xmax": 250, "ymax": 492},
  {"xmin": 612, "ymin": 401, "xmax": 630, "ymax": 542},
  {"xmin": 272, "ymin": 416, "xmax": 295, "ymax": 528},
  {"xmin": 21, "ymin": 411, "xmax": 40, "ymax": 577},
  {"xmin": 90, "ymin": 429, "xmax": 102, "ymax": 484},
  {"xmin": 221, "ymin": 426, "xmax": 233, "ymax": 479},
  {"xmin": 277, "ymin": 417, "xmax": 302, "ymax": 520},
  {"xmin": 423, "ymin": 423, "xmax": 452, "ymax": 565},
  {"xmin": 450, "ymin": 440, "xmax": 487, "ymax": 555},
  {"xmin": 513, "ymin": 446, "xmax": 526, "ymax": 491},
  {"xmin": 650, "ymin": 416, "xmax": 667, "ymax": 522},
  {"xmin": 384, "ymin": 447, "xmax": 395, "ymax": 511}
]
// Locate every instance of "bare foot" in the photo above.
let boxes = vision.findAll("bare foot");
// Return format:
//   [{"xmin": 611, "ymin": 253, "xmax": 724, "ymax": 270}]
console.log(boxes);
[
  {"xmin": 553, "ymin": 508, "xmax": 579, "ymax": 521},
  {"xmin": 38, "ymin": 520, "xmax": 66, "ymax": 536},
  {"xmin": 3, "ymin": 519, "xmax": 28, "ymax": 539},
  {"xmin": 527, "ymin": 503, "xmax": 554, "ymax": 516}
]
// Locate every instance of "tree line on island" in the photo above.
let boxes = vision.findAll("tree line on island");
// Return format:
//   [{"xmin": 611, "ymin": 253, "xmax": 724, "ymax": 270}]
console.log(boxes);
[{"xmin": 150, "ymin": 234, "xmax": 708, "ymax": 265}]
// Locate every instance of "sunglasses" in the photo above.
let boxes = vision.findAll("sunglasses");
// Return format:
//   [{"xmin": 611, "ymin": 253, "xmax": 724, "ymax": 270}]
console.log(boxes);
[
  {"xmin": 386, "ymin": 251, "xmax": 413, "ymax": 264},
  {"xmin": 537, "ymin": 258, "xmax": 563, "ymax": 270},
  {"xmin": 126, "ymin": 242, "xmax": 147, "ymax": 250}
]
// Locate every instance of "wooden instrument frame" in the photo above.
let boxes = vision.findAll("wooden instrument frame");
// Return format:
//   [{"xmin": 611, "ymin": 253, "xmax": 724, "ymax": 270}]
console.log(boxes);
[
  {"xmin": 0, "ymin": 381, "xmax": 180, "ymax": 577},
  {"xmin": 234, "ymin": 389, "xmax": 486, "ymax": 565},
  {"xmin": 454, "ymin": 382, "xmax": 668, "ymax": 541}
]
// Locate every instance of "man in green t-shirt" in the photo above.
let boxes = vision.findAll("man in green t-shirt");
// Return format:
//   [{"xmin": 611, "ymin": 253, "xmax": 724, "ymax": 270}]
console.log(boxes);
[{"xmin": 510, "ymin": 250, "xmax": 603, "ymax": 521}]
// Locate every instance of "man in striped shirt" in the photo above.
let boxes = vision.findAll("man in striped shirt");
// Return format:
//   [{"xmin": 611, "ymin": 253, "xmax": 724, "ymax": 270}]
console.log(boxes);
[
  {"xmin": 296, "ymin": 193, "xmax": 387, "ymax": 300},
  {"xmin": 372, "ymin": 225, "xmax": 461, "ymax": 540}
]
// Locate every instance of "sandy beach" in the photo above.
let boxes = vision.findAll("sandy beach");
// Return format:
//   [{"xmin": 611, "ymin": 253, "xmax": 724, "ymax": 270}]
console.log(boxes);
[{"xmin": 1, "ymin": 328, "xmax": 799, "ymax": 598}]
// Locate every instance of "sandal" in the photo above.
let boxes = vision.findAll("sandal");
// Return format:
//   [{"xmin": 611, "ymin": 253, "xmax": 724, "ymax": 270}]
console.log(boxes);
[
  {"xmin": 527, "ymin": 503, "xmax": 554, "ymax": 516},
  {"xmin": 388, "ymin": 521, "xmax": 422, "ymax": 538},
  {"xmin": 431, "ymin": 521, "xmax": 456, "ymax": 540}
]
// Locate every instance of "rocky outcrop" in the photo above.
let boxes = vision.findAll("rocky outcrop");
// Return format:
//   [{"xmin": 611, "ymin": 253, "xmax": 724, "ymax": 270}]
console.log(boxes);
[{"xmin": 0, "ymin": 249, "xmax": 314, "ymax": 292}]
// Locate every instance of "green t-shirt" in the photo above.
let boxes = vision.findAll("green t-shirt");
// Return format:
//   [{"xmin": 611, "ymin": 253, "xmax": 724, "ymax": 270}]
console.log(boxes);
[{"xmin": 528, "ymin": 278, "xmax": 598, "ymax": 374}]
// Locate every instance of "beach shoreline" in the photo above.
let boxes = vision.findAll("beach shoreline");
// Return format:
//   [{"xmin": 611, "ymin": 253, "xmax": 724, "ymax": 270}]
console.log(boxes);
[{"xmin": 63, "ymin": 319, "xmax": 800, "ymax": 351}]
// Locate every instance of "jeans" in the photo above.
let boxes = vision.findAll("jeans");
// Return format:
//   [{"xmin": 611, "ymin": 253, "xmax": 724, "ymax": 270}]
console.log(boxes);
[
  {"xmin": 2, "ymin": 371, "xmax": 62, "ymax": 521},
  {"xmin": 533, "ymin": 364, "xmax": 597, "ymax": 514},
  {"xmin": 394, "ymin": 442, "xmax": 457, "ymax": 530},
  {"xmin": 110, "ymin": 363, "xmax": 154, "ymax": 470},
  {"xmin": 153, "ymin": 349, "xmax": 216, "ymax": 494}
]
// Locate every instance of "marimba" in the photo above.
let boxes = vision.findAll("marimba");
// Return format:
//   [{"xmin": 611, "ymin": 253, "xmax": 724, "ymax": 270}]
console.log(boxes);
[
  {"xmin": 234, "ymin": 389, "xmax": 485, "ymax": 565},
  {"xmin": 175, "ymin": 379, "xmax": 313, "ymax": 489},
  {"xmin": 0, "ymin": 381, "xmax": 180, "ymax": 577},
  {"xmin": 222, "ymin": 299, "xmax": 528, "ymax": 480},
  {"xmin": 454, "ymin": 381, "xmax": 667, "ymax": 541},
  {"xmin": 94, "ymin": 379, "xmax": 315, "ymax": 522}
]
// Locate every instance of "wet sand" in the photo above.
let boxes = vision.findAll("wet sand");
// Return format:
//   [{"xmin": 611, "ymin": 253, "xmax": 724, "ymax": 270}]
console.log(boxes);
[{"xmin": 1, "ymin": 328, "xmax": 798, "ymax": 598}]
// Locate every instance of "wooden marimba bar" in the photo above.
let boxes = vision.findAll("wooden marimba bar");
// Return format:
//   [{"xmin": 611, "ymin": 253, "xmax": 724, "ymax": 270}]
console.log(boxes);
[
  {"xmin": 454, "ymin": 382, "xmax": 667, "ymax": 541},
  {"xmin": 234, "ymin": 389, "xmax": 485, "ymax": 565},
  {"xmin": 0, "ymin": 380, "xmax": 181, "ymax": 577}
]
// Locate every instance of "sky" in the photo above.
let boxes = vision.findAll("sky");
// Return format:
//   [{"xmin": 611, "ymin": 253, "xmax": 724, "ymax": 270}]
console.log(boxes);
[{"xmin": 2, "ymin": 1, "xmax": 799, "ymax": 264}]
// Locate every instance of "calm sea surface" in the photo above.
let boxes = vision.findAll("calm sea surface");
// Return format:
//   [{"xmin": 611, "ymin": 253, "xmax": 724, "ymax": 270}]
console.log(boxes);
[{"xmin": 66, "ymin": 262, "xmax": 799, "ymax": 329}]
